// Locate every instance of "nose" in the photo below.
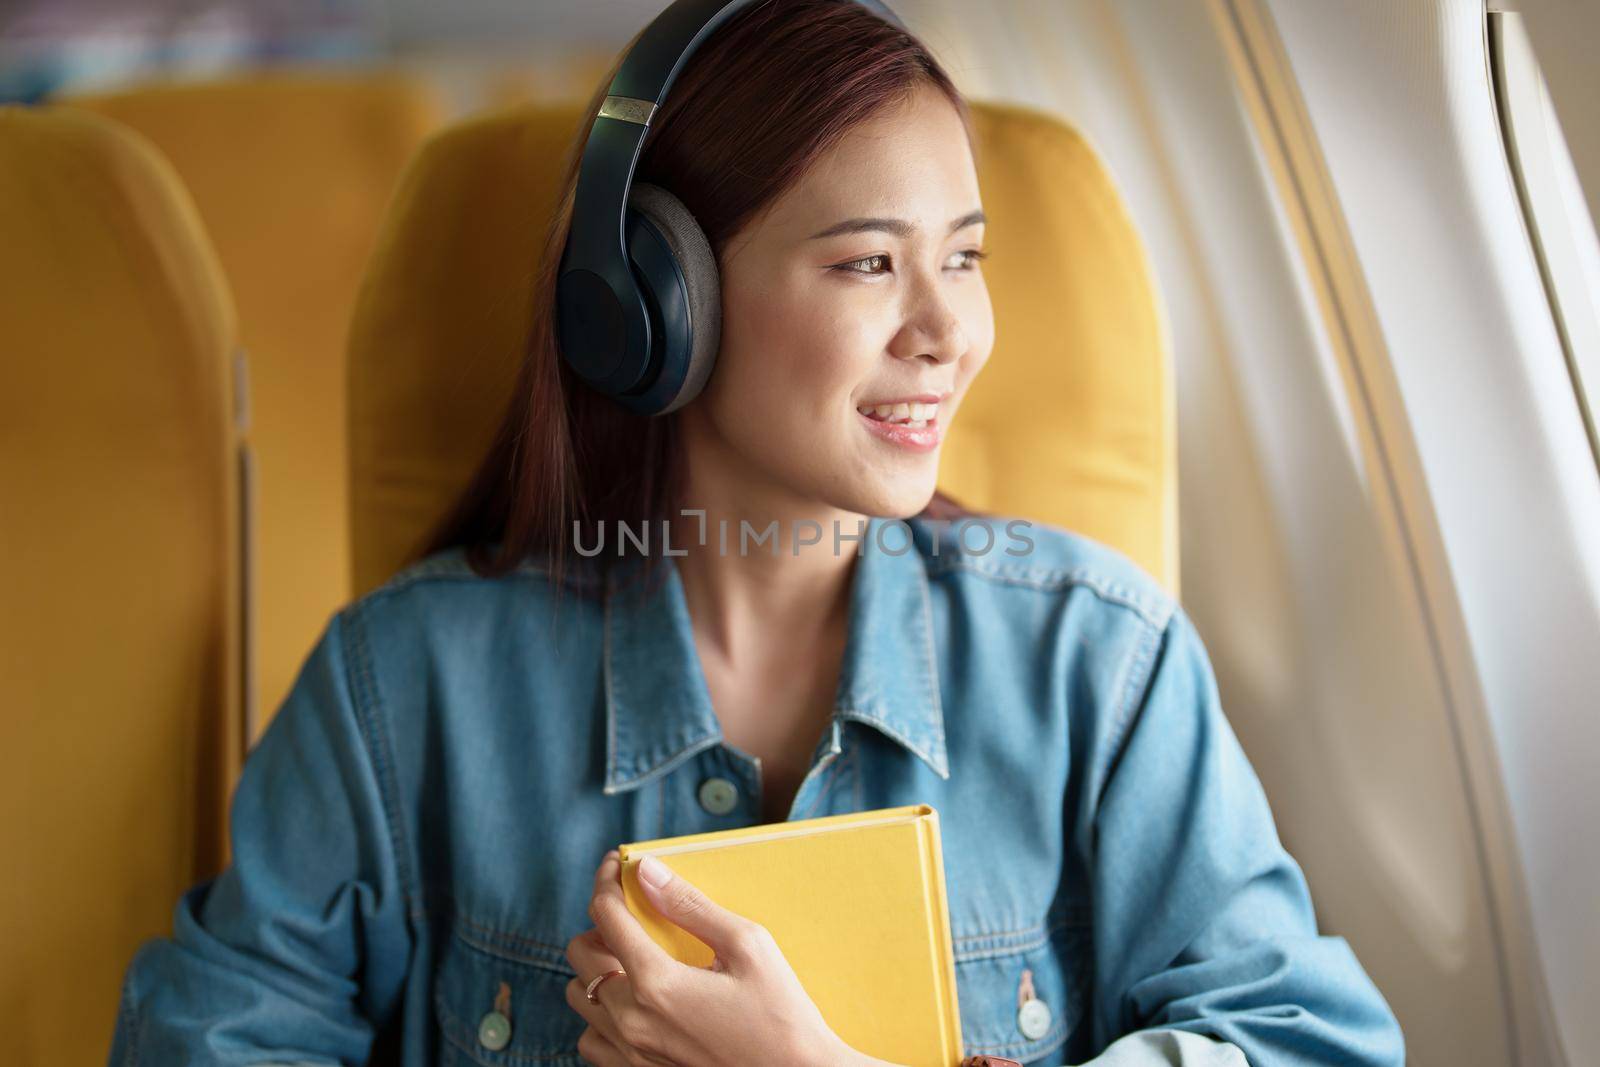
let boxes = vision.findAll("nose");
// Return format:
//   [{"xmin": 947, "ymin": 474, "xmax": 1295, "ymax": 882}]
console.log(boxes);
[{"xmin": 886, "ymin": 270, "xmax": 968, "ymax": 365}]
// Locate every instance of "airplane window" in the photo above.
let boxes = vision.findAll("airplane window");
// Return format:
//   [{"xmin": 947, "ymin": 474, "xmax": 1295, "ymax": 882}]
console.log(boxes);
[{"xmin": 1490, "ymin": 9, "xmax": 1600, "ymax": 477}]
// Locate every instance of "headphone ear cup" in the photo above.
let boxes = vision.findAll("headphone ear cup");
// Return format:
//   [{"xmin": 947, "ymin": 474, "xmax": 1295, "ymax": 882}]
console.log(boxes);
[{"xmin": 626, "ymin": 182, "xmax": 721, "ymax": 414}]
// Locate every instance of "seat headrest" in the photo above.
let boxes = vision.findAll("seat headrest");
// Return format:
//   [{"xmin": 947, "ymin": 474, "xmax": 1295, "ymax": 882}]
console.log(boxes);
[{"xmin": 64, "ymin": 71, "xmax": 444, "ymax": 737}]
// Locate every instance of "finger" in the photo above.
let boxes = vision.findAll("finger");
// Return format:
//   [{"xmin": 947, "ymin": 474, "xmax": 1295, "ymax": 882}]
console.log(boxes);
[
  {"xmin": 633, "ymin": 853, "xmax": 758, "ymax": 964},
  {"xmin": 564, "ymin": 928, "xmax": 622, "ymax": 988},
  {"xmin": 577, "ymin": 1022, "xmax": 675, "ymax": 1067},
  {"xmin": 565, "ymin": 974, "xmax": 627, "ymax": 1049},
  {"xmin": 590, "ymin": 852, "xmax": 676, "ymax": 983},
  {"xmin": 567, "ymin": 977, "xmax": 677, "ymax": 1067},
  {"xmin": 576, "ymin": 1023, "xmax": 629, "ymax": 1067}
]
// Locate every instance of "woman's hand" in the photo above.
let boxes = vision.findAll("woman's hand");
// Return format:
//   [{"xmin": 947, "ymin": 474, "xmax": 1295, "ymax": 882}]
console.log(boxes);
[{"xmin": 564, "ymin": 848, "xmax": 865, "ymax": 1067}]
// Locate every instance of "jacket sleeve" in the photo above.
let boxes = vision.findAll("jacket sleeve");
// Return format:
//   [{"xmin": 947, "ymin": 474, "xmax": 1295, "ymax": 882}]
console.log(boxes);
[
  {"xmin": 109, "ymin": 610, "xmax": 412, "ymax": 1065},
  {"xmin": 1080, "ymin": 605, "xmax": 1405, "ymax": 1066}
]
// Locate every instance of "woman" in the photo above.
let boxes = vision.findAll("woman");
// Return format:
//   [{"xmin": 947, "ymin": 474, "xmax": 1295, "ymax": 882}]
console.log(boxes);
[{"xmin": 111, "ymin": 2, "xmax": 1405, "ymax": 1065}]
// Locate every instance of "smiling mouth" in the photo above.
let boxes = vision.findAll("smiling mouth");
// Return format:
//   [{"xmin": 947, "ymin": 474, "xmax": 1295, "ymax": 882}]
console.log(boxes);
[{"xmin": 855, "ymin": 400, "xmax": 938, "ymax": 429}]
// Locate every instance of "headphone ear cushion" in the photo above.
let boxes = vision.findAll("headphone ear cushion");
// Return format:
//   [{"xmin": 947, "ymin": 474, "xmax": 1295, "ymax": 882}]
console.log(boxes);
[{"xmin": 627, "ymin": 182, "xmax": 721, "ymax": 414}]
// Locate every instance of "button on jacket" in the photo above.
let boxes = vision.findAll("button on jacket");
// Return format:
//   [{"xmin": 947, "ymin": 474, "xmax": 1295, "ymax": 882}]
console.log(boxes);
[{"xmin": 111, "ymin": 515, "xmax": 1405, "ymax": 1066}]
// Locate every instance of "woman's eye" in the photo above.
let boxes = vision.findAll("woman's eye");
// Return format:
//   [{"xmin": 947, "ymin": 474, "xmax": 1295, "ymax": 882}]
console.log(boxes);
[
  {"xmin": 832, "ymin": 248, "xmax": 987, "ymax": 276},
  {"xmin": 835, "ymin": 253, "xmax": 892, "ymax": 275}
]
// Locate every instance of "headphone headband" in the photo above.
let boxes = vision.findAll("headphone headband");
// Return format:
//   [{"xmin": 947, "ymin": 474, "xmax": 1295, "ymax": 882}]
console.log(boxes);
[{"xmin": 557, "ymin": 0, "xmax": 904, "ymax": 407}]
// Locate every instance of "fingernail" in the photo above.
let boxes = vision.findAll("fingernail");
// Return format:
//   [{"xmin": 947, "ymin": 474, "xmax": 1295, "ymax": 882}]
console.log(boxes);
[{"xmin": 639, "ymin": 854, "xmax": 672, "ymax": 889}]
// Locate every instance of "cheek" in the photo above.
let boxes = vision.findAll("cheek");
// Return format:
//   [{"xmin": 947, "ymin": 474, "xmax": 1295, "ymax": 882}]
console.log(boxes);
[
  {"xmin": 718, "ymin": 277, "xmax": 871, "ymax": 416},
  {"xmin": 963, "ymin": 277, "xmax": 996, "ymax": 349},
  {"xmin": 957, "ymin": 285, "xmax": 996, "ymax": 378}
]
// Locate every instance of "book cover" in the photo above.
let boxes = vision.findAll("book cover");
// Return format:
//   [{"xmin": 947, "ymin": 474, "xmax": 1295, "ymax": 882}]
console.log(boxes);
[{"xmin": 616, "ymin": 803, "xmax": 963, "ymax": 1067}]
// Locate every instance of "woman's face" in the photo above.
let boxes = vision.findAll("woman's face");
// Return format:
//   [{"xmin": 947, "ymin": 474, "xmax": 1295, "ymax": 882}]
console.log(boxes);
[{"xmin": 688, "ymin": 82, "xmax": 994, "ymax": 520}]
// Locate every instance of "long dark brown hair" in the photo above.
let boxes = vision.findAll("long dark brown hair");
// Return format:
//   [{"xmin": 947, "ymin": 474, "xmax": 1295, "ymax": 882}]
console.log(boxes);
[{"xmin": 414, "ymin": 0, "xmax": 975, "ymax": 600}]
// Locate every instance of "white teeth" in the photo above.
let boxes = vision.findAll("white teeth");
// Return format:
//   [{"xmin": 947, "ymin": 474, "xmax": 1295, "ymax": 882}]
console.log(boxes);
[{"xmin": 857, "ymin": 400, "xmax": 940, "ymax": 425}]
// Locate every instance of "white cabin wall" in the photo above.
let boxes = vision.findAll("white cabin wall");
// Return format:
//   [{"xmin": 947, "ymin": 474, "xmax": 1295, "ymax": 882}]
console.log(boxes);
[
  {"xmin": 1255, "ymin": 3, "xmax": 1597, "ymax": 1064},
  {"xmin": 904, "ymin": 2, "xmax": 1586, "ymax": 1064}
]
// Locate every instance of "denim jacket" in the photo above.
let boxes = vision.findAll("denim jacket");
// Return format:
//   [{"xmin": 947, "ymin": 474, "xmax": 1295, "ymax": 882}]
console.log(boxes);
[{"xmin": 111, "ymin": 515, "xmax": 1404, "ymax": 1066}]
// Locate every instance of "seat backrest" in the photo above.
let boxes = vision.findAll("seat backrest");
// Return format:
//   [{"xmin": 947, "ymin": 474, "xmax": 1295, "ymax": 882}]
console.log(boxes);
[
  {"xmin": 64, "ymin": 72, "xmax": 444, "ymax": 740},
  {"xmin": 347, "ymin": 100, "xmax": 1175, "ymax": 595},
  {"xmin": 0, "ymin": 105, "xmax": 242, "ymax": 1065}
]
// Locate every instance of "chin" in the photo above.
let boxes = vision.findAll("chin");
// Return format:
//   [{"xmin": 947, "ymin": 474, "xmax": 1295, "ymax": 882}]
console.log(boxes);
[{"xmin": 840, "ymin": 480, "xmax": 939, "ymax": 521}]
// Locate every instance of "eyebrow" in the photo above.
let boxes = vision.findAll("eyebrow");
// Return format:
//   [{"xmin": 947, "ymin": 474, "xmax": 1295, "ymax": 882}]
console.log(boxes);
[{"xmin": 807, "ymin": 209, "xmax": 987, "ymax": 240}]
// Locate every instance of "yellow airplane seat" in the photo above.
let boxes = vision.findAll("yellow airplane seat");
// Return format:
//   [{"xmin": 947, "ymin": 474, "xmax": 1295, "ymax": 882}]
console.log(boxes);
[
  {"xmin": 347, "ymin": 100, "xmax": 1175, "ymax": 596},
  {"xmin": 0, "ymin": 106, "xmax": 242, "ymax": 1066},
  {"xmin": 63, "ymin": 71, "xmax": 445, "ymax": 741}
]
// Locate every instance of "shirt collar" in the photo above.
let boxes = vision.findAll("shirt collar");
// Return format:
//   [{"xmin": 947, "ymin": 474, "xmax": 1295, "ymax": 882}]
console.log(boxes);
[{"xmin": 601, "ymin": 515, "xmax": 949, "ymax": 795}]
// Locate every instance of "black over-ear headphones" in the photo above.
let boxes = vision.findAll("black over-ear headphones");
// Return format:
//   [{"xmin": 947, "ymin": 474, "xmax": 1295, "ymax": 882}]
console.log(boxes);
[{"xmin": 555, "ymin": 0, "xmax": 905, "ymax": 416}]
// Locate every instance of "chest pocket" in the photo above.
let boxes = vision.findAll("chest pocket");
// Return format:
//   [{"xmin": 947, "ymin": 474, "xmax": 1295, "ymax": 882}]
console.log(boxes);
[
  {"xmin": 954, "ymin": 920, "xmax": 1091, "ymax": 1065},
  {"xmin": 432, "ymin": 920, "xmax": 587, "ymax": 1066}
]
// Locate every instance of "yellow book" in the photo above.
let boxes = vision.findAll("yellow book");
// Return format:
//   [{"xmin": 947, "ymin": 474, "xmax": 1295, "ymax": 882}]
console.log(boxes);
[{"xmin": 616, "ymin": 803, "xmax": 963, "ymax": 1067}]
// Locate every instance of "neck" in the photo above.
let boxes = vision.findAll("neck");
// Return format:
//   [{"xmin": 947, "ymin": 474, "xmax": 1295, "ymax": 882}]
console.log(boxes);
[
  {"xmin": 671, "ymin": 433, "xmax": 867, "ymax": 665},
  {"xmin": 674, "ymin": 515, "xmax": 862, "ymax": 663}
]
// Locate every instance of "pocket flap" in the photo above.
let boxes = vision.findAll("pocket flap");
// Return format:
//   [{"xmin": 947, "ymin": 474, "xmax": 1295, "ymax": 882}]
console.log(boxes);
[
  {"xmin": 955, "ymin": 922, "xmax": 1090, "ymax": 1064},
  {"xmin": 433, "ymin": 924, "xmax": 587, "ymax": 1066}
]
